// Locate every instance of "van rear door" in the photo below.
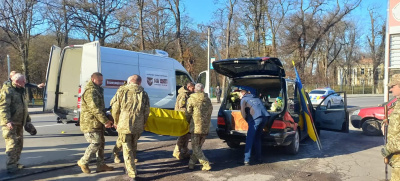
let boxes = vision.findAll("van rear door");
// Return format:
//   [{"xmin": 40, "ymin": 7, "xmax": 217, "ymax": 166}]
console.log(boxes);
[
  {"xmin": 43, "ymin": 45, "xmax": 61, "ymax": 112},
  {"xmin": 80, "ymin": 41, "xmax": 100, "ymax": 91}
]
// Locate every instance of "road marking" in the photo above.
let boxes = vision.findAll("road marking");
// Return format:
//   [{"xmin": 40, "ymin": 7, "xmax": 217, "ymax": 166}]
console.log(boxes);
[{"xmin": 35, "ymin": 124, "xmax": 62, "ymax": 128}]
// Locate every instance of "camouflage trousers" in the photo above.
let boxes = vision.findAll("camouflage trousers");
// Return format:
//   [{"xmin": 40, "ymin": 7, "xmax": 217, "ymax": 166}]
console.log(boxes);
[
  {"xmin": 113, "ymin": 133, "xmax": 138, "ymax": 159},
  {"xmin": 2, "ymin": 126, "xmax": 24, "ymax": 171},
  {"xmin": 79, "ymin": 131, "xmax": 105, "ymax": 167},
  {"xmin": 173, "ymin": 133, "xmax": 190, "ymax": 158},
  {"xmin": 392, "ymin": 167, "xmax": 400, "ymax": 181},
  {"xmin": 189, "ymin": 134, "xmax": 209, "ymax": 166},
  {"xmin": 113, "ymin": 135, "xmax": 123, "ymax": 157},
  {"xmin": 121, "ymin": 133, "xmax": 140, "ymax": 178}
]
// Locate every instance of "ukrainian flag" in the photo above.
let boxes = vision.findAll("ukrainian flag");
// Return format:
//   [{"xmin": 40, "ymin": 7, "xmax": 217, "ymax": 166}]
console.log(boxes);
[{"xmin": 292, "ymin": 61, "xmax": 321, "ymax": 149}]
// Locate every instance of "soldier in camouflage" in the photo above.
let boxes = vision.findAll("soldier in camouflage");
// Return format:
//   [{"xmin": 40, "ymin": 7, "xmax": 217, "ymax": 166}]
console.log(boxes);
[
  {"xmin": 173, "ymin": 82, "xmax": 195, "ymax": 160},
  {"xmin": 381, "ymin": 74, "xmax": 400, "ymax": 180},
  {"xmin": 0, "ymin": 73, "xmax": 36, "ymax": 173},
  {"xmin": 111, "ymin": 80, "xmax": 139, "ymax": 164},
  {"xmin": 110, "ymin": 80, "xmax": 126, "ymax": 164},
  {"xmin": 77, "ymin": 72, "xmax": 114, "ymax": 174},
  {"xmin": 186, "ymin": 83, "xmax": 213, "ymax": 171},
  {"xmin": 111, "ymin": 75, "xmax": 150, "ymax": 180}
]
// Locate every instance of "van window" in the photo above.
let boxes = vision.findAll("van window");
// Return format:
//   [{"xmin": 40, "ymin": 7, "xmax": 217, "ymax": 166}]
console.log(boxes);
[
  {"xmin": 175, "ymin": 71, "xmax": 192, "ymax": 86},
  {"xmin": 175, "ymin": 71, "xmax": 192, "ymax": 96}
]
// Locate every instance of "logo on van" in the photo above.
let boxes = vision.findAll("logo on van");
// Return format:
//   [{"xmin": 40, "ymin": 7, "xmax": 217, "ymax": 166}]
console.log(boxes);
[
  {"xmin": 105, "ymin": 79, "xmax": 125, "ymax": 87},
  {"xmin": 147, "ymin": 77, "xmax": 153, "ymax": 86}
]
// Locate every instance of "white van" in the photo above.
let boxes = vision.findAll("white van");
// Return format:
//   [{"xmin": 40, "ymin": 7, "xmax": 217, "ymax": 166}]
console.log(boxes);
[{"xmin": 43, "ymin": 41, "xmax": 194, "ymax": 125}]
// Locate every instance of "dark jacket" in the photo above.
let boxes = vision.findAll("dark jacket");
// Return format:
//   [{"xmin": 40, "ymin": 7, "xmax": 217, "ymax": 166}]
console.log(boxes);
[{"xmin": 240, "ymin": 94, "xmax": 270, "ymax": 121}]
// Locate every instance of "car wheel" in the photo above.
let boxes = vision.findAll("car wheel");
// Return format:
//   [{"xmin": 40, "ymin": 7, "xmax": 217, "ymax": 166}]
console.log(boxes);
[
  {"xmin": 362, "ymin": 119, "xmax": 382, "ymax": 136},
  {"xmin": 327, "ymin": 101, "xmax": 331, "ymax": 109},
  {"xmin": 226, "ymin": 141, "xmax": 240, "ymax": 148},
  {"xmin": 105, "ymin": 127, "xmax": 118, "ymax": 136},
  {"xmin": 285, "ymin": 129, "xmax": 299, "ymax": 155}
]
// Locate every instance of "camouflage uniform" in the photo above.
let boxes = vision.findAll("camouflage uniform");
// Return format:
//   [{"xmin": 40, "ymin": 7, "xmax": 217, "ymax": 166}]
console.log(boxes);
[
  {"xmin": 173, "ymin": 86, "xmax": 192, "ymax": 159},
  {"xmin": 186, "ymin": 92, "xmax": 213, "ymax": 170},
  {"xmin": 78, "ymin": 81, "xmax": 110, "ymax": 168},
  {"xmin": 382, "ymin": 74, "xmax": 400, "ymax": 181},
  {"xmin": 111, "ymin": 83, "xmax": 150, "ymax": 179},
  {"xmin": 0, "ymin": 82, "xmax": 30, "ymax": 172},
  {"xmin": 384, "ymin": 99, "xmax": 400, "ymax": 180},
  {"xmin": 110, "ymin": 83, "xmax": 126, "ymax": 162}
]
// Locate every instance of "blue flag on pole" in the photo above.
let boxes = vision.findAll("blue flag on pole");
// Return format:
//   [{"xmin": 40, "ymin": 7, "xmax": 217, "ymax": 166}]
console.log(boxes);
[{"xmin": 292, "ymin": 61, "xmax": 321, "ymax": 149}]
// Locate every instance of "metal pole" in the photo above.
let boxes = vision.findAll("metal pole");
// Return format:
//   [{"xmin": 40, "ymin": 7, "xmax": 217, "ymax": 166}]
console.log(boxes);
[
  {"xmin": 383, "ymin": 0, "xmax": 390, "ymax": 102},
  {"xmin": 7, "ymin": 54, "xmax": 10, "ymax": 77},
  {"xmin": 207, "ymin": 27, "xmax": 211, "ymax": 98}
]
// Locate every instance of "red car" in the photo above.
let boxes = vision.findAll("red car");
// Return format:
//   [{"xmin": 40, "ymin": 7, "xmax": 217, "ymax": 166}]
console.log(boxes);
[{"xmin": 350, "ymin": 97, "xmax": 397, "ymax": 136}]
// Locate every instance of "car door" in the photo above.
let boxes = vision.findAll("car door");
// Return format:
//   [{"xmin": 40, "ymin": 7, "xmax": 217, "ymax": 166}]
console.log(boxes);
[{"xmin": 314, "ymin": 91, "xmax": 348, "ymax": 133}]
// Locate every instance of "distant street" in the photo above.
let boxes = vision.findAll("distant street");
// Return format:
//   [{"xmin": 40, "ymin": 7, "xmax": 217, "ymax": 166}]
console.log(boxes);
[{"xmin": 0, "ymin": 95, "xmax": 390, "ymax": 181}]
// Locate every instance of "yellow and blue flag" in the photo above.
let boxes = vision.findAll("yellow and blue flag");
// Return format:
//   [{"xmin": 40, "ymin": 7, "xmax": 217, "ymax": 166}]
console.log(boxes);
[{"xmin": 292, "ymin": 61, "xmax": 322, "ymax": 150}]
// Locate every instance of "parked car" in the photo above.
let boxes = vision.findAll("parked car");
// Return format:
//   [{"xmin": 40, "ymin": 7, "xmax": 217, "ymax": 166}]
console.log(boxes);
[
  {"xmin": 212, "ymin": 57, "xmax": 349, "ymax": 155},
  {"xmin": 309, "ymin": 88, "xmax": 344, "ymax": 108},
  {"xmin": 351, "ymin": 97, "xmax": 397, "ymax": 136}
]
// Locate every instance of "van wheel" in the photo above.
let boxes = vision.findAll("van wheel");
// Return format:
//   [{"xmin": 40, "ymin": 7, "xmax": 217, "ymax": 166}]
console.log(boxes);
[
  {"xmin": 362, "ymin": 119, "xmax": 382, "ymax": 136},
  {"xmin": 226, "ymin": 141, "xmax": 240, "ymax": 148},
  {"xmin": 105, "ymin": 127, "xmax": 118, "ymax": 136},
  {"xmin": 285, "ymin": 129, "xmax": 299, "ymax": 155}
]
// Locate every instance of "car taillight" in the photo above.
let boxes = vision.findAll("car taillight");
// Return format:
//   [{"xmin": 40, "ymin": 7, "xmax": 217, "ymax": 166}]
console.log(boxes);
[
  {"xmin": 271, "ymin": 120, "xmax": 286, "ymax": 129},
  {"xmin": 217, "ymin": 116, "xmax": 226, "ymax": 125},
  {"xmin": 77, "ymin": 86, "xmax": 82, "ymax": 109},
  {"xmin": 320, "ymin": 96, "xmax": 325, "ymax": 99}
]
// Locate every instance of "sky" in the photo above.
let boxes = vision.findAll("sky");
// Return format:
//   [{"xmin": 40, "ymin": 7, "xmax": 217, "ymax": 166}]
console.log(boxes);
[{"xmin": 184, "ymin": 0, "xmax": 388, "ymax": 26}]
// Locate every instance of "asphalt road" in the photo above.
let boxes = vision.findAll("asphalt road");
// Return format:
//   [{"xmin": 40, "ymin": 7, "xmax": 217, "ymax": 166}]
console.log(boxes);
[{"xmin": 0, "ymin": 95, "xmax": 390, "ymax": 181}]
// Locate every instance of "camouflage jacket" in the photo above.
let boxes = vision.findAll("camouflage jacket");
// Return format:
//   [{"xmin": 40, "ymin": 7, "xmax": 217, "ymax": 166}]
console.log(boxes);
[
  {"xmin": 186, "ymin": 92, "xmax": 213, "ymax": 134},
  {"xmin": 110, "ymin": 83, "xmax": 127, "ymax": 107},
  {"xmin": 80, "ymin": 81, "xmax": 109, "ymax": 133},
  {"xmin": 387, "ymin": 99, "xmax": 400, "ymax": 167},
  {"xmin": 175, "ymin": 86, "xmax": 192, "ymax": 112},
  {"xmin": 0, "ymin": 82, "xmax": 30, "ymax": 127},
  {"xmin": 111, "ymin": 84, "xmax": 150, "ymax": 134}
]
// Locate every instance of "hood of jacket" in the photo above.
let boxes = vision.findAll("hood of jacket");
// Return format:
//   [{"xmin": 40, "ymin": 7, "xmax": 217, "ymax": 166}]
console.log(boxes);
[
  {"xmin": 178, "ymin": 86, "xmax": 190, "ymax": 94},
  {"xmin": 85, "ymin": 80, "xmax": 102, "ymax": 92},
  {"xmin": 190, "ymin": 92, "xmax": 207, "ymax": 103},
  {"xmin": 125, "ymin": 83, "xmax": 144, "ymax": 93}
]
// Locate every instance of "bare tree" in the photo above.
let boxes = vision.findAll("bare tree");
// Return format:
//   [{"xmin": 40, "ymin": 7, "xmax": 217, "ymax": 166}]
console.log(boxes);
[
  {"xmin": 283, "ymin": 0, "xmax": 361, "ymax": 77},
  {"xmin": 0, "ymin": 0, "xmax": 43, "ymax": 99},
  {"xmin": 137, "ymin": 0, "xmax": 145, "ymax": 50},
  {"xmin": 44, "ymin": 0, "xmax": 73, "ymax": 48},
  {"xmin": 265, "ymin": 0, "xmax": 293, "ymax": 57},
  {"xmin": 67, "ymin": 0, "xmax": 127, "ymax": 46},
  {"xmin": 225, "ymin": 0, "xmax": 238, "ymax": 59},
  {"xmin": 167, "ymin": 0, "xmax": 183, "ymax": 61},
  {"xmin": 367, "ymin": 8, "xmax": 386, "ymax": 93}
]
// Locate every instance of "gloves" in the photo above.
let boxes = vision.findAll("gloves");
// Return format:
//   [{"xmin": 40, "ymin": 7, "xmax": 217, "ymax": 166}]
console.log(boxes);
[
  {"xmin": 381, "ymin": 147, "xmax": 391, "ymax": 158},
  {"xmin": 24, "ymin": 123, "xmax": 37, "ymax": 136}
]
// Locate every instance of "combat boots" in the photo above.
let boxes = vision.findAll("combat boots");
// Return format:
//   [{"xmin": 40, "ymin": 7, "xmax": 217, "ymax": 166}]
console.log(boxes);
[
  {"xmin": 77, "ymin": 161, "xmax": 91, "ymax": 174},
  {"xmin": 172, "ymin": 151, "xmax": 181, "ymax": 160},
  {"xmin": 201, "ymin": 162, "xmax": 211, "ymax": 171},
  {"xmin": 96, "ymin": 164, "xmax": 114, "ymax": 172},
  {"xmin": 114, "ymin": 154, "xmax": 122, "ymax": 163}
]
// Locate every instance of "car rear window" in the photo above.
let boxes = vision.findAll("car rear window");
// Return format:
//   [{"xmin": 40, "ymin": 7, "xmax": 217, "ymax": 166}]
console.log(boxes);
[{"xmin": 309, "ymin": 90, "xmax": 326, "ymax": 94}]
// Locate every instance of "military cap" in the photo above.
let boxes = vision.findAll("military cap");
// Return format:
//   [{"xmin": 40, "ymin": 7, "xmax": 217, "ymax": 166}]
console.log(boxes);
[{"xmin": 389, "ymin": 74, "xmax": 400, "ymax": 87}]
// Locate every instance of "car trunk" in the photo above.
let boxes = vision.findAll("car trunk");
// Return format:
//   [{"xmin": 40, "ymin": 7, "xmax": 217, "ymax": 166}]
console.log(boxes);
[{"xmin": 222, "ymin": 77, "xmax": 284, "ymax": 132}]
